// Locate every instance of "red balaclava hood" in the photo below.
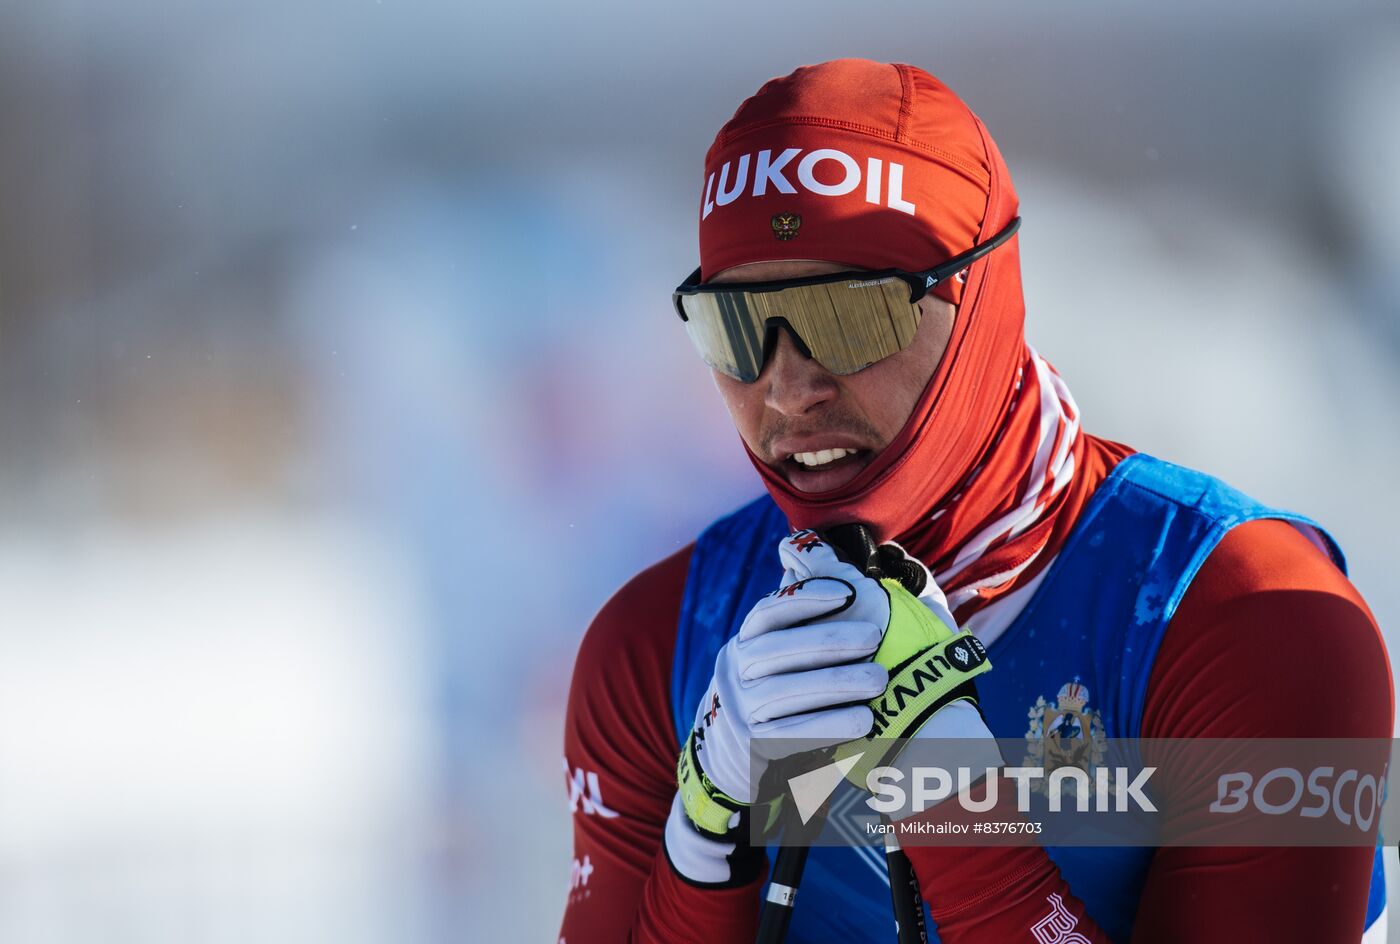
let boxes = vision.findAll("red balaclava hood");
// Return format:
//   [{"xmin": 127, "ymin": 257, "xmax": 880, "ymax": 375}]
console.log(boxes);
[{"xmin": 698, "ymin": 60, "xmax": 1087, "ymax": 619}]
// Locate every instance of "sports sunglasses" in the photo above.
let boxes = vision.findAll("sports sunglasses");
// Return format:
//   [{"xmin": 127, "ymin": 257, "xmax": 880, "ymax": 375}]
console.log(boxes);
[{"xmin": 672, "ymin": 216, "xmax": 1021, "ymax": 382}]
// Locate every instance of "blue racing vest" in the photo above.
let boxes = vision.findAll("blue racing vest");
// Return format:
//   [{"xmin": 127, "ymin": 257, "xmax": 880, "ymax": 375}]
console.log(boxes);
[{"xmin": 670, "ymin": 453, "xmax": 1385, "ymax": 942}]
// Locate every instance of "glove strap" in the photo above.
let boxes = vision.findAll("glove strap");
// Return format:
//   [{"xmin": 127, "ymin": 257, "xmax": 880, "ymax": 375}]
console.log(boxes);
[
  {"xmin": 873, "ymin": 631, "xmax": 990, "ymax": 739},
  {"xmin": 838, "ymin": 631, "xmax": 991, "ymax": 787},
  {"xmin": 677, "ymin": 731, "xmax": 747, "ymax": 839}
]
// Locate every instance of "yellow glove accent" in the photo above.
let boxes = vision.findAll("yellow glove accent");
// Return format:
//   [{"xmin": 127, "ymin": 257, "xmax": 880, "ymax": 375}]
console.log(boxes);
[
  {"xmin": 871, "ymin": 577, "xmax": 958, "ymax": 667},
  {"xmin": 677, "ymin": 731, "xmax": 747, "ymax": 838}
]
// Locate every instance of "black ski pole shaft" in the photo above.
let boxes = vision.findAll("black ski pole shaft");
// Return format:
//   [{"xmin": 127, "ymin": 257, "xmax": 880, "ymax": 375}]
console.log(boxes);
[
  {"xmin": 754, "ymin": 839, "xmax": 808, "ymax": 944},
  {"xmin": 884, "ymin": 825, "xmax": 929, "ymax": 944}
]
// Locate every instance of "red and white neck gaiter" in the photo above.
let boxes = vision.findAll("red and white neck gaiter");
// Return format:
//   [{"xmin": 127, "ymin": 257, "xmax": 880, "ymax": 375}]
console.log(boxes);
[{"xmin": 919, "ymin": 345, "xmax": 1083, "ymax": 620}]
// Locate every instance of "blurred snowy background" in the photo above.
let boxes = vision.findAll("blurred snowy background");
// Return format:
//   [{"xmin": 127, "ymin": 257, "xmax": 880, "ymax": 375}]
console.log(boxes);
[{"xmin": 0, "ymin": 1, "xmax": 1397, "ymax": 941}]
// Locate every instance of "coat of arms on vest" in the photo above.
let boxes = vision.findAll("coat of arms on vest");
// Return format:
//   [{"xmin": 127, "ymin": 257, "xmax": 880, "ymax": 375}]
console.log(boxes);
[{"xmin": 1024, "ymin": 677, "xmax": 1109, "ymax": 799}]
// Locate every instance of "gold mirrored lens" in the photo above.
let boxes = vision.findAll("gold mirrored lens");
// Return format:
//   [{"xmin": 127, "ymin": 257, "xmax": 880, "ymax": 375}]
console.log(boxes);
[
  {"xmin": 680, "ymin": 277, "xmax": 921, "ymax": 381},
  {"xmin": 682, "ymin": 292, "xmax": 767, "ymax": 381}
]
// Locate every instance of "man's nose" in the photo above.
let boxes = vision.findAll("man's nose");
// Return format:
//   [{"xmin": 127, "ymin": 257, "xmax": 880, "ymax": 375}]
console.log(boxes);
[{"xmin": 761, "ymin": 327, "xmax": 837, "ymax": 416}]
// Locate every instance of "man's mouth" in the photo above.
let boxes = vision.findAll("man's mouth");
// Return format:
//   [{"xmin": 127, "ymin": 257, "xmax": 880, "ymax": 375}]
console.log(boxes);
[
  {"xmin": 776, "ymin": 446, "xmax": 873, "ymax": 492},
  {"xmin": 790, "ymin": 447, "xmax": 860, "ymax": 468}
]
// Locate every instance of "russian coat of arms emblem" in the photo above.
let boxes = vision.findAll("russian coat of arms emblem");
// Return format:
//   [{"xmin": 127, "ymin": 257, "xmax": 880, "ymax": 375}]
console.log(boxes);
[{"xmin": 771, "ymin": 211, "xmax": 802, "ymax": 241}]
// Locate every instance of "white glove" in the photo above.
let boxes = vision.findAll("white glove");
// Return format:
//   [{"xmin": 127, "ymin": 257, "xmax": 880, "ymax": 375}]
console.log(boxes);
[
  {"xmin": 667, "ymin": 531, "xmax": 890, "ymax": 883},
  {"xmin": 691, "ymin": 531, "xmax": 895, "ymax": 804}
]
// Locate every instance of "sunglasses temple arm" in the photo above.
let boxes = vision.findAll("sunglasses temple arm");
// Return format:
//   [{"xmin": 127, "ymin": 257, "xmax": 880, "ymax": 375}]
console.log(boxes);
[{"xmin": 919, "ymin": 215, "xmax": 1023, "ymax": 294}]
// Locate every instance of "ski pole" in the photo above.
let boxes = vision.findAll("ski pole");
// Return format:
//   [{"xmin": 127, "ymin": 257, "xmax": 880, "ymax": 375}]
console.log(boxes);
[
  {"xmin": 884, "ymin": 827, "xmax": 929, "ymax": 944},
  {"xmin": 754, "ymin": 828, "xmax": 808, "ymax": 944}
]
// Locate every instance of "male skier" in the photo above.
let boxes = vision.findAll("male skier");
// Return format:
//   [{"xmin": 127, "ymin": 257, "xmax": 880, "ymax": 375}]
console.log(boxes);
[{"xmin": 560, "ymin": 59, "xmax": 1392, "ymax": 942}]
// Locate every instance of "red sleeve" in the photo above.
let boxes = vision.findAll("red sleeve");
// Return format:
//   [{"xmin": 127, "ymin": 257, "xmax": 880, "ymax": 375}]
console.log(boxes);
[
  {"xmin": 904, "ymin": 518, "xmax": 1392, "ymax": 942},
  {"xmin": 1131, "ymin": 518, "xmax": 1392, "ymax": 942},
  {"xmin": 559, "ymin": 546, "xmax": 765, "ymax": 943},
  {"xmin": 904, "ymin": 816, "xmax": 1116, "ymax": 942}
]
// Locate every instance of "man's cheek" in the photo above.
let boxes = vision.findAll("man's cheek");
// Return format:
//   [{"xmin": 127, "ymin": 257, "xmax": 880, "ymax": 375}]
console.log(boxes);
[{"xmin": 711, "ymin": 374, "xmax": 763, "ymax": 443}]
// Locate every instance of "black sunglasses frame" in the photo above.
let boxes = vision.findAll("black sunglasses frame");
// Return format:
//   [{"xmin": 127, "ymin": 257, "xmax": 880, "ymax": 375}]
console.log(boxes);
[{"xmin": 672, "ymin": 216, "xmax": 1021, "ymax": 321}]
